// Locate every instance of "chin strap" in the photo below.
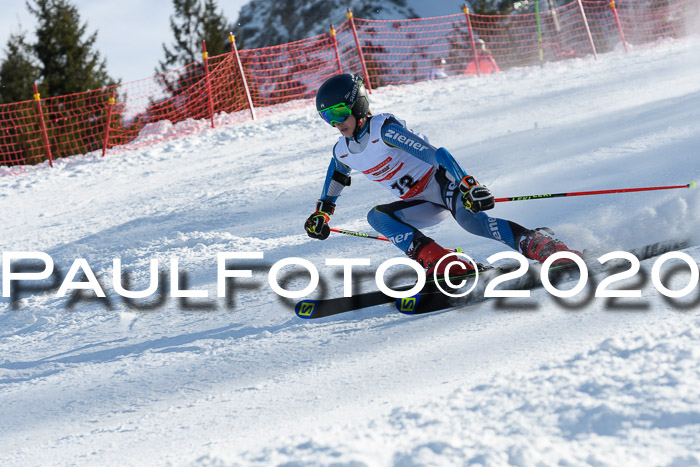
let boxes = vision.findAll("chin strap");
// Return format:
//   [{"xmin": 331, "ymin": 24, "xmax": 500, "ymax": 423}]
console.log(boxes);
[{"xmin": 353, "ymin": 117, "xmax": 369, "ymax": 141}]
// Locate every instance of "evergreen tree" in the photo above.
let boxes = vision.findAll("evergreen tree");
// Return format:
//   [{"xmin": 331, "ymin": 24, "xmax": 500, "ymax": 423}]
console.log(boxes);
[
  {"xmin": 157, "ymin": 0, "xmax": 204, "ymax": 74},
  {"xmin": 151, "ymin": 0, "xmax": 231, "ymax": 124},
  {"xmin": 468, "ymin": 0, "xmax": 508, "ymax": 15},
  {"xmin": 0, "ymin": 0, "xmax": 122, "ymax": 164},
  {"xmin": 157, "ymin": 0, "xmax": 231, "ymax": 73},
  {"xmin": 28, "ymin": 0, "xmax": 116, "ymax": 97},
  {"xmin": 200, "ymin": 0, "xmax": 231, "ymax": 57},
  {"xmin": 0, "ymin": 31, "xmax": 41, "ymax": 104}
]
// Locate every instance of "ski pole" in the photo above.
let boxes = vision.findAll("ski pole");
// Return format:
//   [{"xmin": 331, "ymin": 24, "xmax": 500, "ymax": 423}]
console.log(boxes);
[
  {"xmin": 330, "ymin": 227, "xmax": 390, "ymax": 242},
  {"xmin": 329, "ymin": 183, "xmax": 695, "ymax": 242},
  {"xmin": 329, "ymin": 227, "xmax": 462, "ymax": 252},
  {"xmin": 494, "ymin": 182, "xmax": 695, "ymax": 203}
]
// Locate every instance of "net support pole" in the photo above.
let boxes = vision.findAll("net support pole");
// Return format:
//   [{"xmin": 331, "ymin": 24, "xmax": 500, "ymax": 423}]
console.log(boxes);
[
  {"xmin": 536, "ymin": 0, "xmax": 544, "ymax": 64},
  {"xmin": 347, "ymin": 8, "xmax": 372, "ymax": 92},
  {"xmin": 609, "ymin": 1, "xmax": 629, "ymax": 53},
  {"xmin": 101, "ymin": 90, "xmax": 116, "ymax": 158},
  {"xmin": 202, "ymin": 40, "xmax": 216, "ymax": 129},
  {"xmin": 576, "ymin": 0, "xmax": 598, "ymax": 59},
  {"xmin": 330, "ymin": 24, "xmax": 343, "ymax": 74},
  {"xmin": 462, "ymin": 5, "xmax": 481, "ymax": 76},
  {"xmin": 32, "ymin": 83, "xmax": 53, "ymax": 168},
  {"xmin": 229, "ymin": 33, "xmax": 256, "ymax": 121}
]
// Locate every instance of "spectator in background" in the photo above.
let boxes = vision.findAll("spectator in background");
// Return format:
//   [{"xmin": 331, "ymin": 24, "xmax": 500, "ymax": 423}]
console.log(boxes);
[
  {"xmin": 429, "ymin": 58, "xmax": 448, "ymax": 80},
  {"xmin": 466, "ymin": 39, "xmax": 500, "ymax": 75}
]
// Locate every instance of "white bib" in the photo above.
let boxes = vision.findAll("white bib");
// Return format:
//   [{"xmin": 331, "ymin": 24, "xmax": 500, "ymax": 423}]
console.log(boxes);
[{"xmin": 333, "ymin": 114, "xmax": 435, "ymax": 199}]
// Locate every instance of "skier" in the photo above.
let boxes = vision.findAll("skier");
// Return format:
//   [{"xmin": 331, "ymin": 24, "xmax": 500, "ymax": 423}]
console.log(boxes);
[
  {"xmin": 304, "ymin": 73, "xmax": 579, "ymax": 277},
  {"xmin": 466, "ymin": 39, "xmax": 500, "ymax": 75},
  {"xmin": 428, "ymin": 58, "xmax": 448, "ymax": 80}
]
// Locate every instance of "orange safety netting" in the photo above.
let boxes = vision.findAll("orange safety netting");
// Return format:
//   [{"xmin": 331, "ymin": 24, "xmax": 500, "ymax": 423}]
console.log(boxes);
[
  {"xmin": 239, "ymin": 33, "xmax": 340, "ymax": 107},
  {"xmin": 604, "ymin": 0, "xmax": 694, "ymax": 44},
  {"xmin": 1, "ymin": 0, "xmax": 697, "ymax": 171}
]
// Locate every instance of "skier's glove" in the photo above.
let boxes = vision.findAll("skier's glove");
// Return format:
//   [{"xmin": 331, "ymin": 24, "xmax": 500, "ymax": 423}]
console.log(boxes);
[
  {"xmin": 459, "ymin": 175, "xmax": 495, "ymax": 214},
  {"xmin": 305, "ymin": 212, "xmax": 331, "ymax": 240},
  {"xmin": 304, "ymin": 200, "xmax": 335, "ymax": 240}
]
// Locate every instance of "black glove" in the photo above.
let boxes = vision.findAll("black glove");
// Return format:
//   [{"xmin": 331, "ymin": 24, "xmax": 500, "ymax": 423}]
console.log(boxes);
[
  {"xmin": 459, "ymin": 175, "xmax": 495, "ymax": 214},
  {"xmin": 305, "ymin": 211, "xmax": 331, "ymax": 240},
  {"xmin": 305, "ymin": 199, "xmax": 336, "ymax": 240}
]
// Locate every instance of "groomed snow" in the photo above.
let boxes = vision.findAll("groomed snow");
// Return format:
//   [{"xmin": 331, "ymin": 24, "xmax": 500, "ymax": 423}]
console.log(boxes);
[{"xmin": 1, "ymin": 35, "xmax": 700, "ymax": 466}]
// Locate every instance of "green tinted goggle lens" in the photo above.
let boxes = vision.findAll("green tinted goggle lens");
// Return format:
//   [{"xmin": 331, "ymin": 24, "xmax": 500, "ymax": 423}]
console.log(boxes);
[{"xmin": 319, "ymin": 102, "xmax": 352, "ymax": 126}]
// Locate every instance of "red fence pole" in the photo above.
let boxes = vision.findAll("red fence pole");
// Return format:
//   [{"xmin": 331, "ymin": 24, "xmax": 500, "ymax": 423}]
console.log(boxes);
[
  {"xmin": 330, "ymin": 24, "xmax": 343, "ymax": 74},
  {"xmin": 32, "ymin": 83, "xmax": 53, "ymax": 167},
  {"xmin": 229, "ymin": 32, "xmax": 256, "ymax": 121},
  {"xmin": 609, "ymin": 0, "xmax": 629, "ymax": 53},
  {"xmin": 576, "ymin": 0, "xmax": 598, "ymax": 59},
  {"xmin": 346, "ymin": 8, "xmax": 372, "ymax": 92},
  {"xmin": 202, "ymin": 40, "xmax": 216, "ymax": 128},
  {"xmin": 101, "ymin": 90, "xmax": 116, "ymax": 158},
  {"xmin": 462, "ymin": 4, "xmax": 481, "ymax": 76}
]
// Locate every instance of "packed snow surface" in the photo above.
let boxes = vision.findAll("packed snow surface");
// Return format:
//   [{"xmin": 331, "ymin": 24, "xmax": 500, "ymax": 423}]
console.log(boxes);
[{"xmin": 1, "ymin": 37, "xmax": 700, "ymax": 466}]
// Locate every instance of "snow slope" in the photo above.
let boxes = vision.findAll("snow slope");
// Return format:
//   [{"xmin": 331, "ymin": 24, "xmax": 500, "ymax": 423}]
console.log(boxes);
[{"xmin": 1, "ymin": 36, "xmax": 700, "ymax": 466}]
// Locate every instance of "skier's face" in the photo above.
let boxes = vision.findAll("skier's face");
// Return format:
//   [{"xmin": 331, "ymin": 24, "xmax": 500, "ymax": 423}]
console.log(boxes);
[{"xmin": 336, "ymin": 114, "xmax": 357, "ymax": 138}]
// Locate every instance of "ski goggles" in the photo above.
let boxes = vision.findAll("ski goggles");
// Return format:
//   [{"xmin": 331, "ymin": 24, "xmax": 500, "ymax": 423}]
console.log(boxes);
[{"xmin": 318, "ymin": 102, "xmax": 353, "ymax": 126}]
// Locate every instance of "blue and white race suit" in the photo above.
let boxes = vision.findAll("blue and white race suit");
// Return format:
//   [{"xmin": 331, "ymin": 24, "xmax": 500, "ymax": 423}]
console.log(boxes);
[{"xmin": 318, "ymin": 113, "xmax": 528, "ymax": 255}]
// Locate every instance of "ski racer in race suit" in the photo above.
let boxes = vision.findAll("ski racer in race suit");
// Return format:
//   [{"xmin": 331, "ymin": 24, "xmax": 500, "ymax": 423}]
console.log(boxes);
[{"xmin": 305, "ymin": 73, "xmax": 579, "ymax": 276}]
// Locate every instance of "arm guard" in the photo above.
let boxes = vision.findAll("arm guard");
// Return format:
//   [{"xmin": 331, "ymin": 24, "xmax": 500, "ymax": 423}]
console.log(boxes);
[{"xmin": 319, "ymin": 154, "xmax": 352, "ymax": 204}]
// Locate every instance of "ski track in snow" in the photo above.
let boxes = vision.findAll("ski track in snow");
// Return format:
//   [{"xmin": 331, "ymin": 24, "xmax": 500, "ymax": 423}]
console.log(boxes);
[{"xmin": 1, "ymin": 37, "xmax": 700, "ymax": 466}]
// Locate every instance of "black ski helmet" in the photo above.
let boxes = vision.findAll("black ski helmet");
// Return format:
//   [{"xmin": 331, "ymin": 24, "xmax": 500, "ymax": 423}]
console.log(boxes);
[{"xmin": 316, "ymin": 73, "xmax": 370, "ymax": 121}]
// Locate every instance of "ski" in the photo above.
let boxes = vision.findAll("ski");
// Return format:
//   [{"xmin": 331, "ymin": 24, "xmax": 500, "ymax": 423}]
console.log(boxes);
[
  {"xmin": 396, "ymin": 261, "xmax": 577, "ymax": 315},
  {"xmin": 294, "ymin": 265, "xmax": 495, "ymax": 319},
  {"xmin": 294, "ymin": 239, "xmax": 689, "ymax": 319},
  {"xmin": 296, "ymin": 287, "xmax": 402, "ymax": 319},
  {"xmin": 396, "ymin": 238, "xmax": 691, "ymax": 315}
]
